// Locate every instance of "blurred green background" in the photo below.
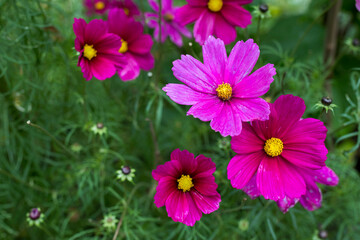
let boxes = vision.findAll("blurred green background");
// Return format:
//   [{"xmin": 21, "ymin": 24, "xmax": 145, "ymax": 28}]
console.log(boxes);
[{"xmin": 0, "ymin": 0, "xmax": 360, "ymax": 239}]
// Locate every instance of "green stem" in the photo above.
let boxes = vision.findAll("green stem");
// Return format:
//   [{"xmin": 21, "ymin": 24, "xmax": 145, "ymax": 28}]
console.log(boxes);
[
  {"xmin": 112, "ymin": 183, "xmax": 147, "ymax": 240},
  {"xmin": 27, "ymin": 121, "xmax": 78, "ymax": 160},
  {"xmin": 256, "ymin": 16, "xmax": 262, "ymax": 43},
  {"xmin": 291, "ymin": 0, "xmax": 338, "ymax": 58},
  {"xmin": 0, "ymin": 168, "xmax": 52, "ymax": 194}
]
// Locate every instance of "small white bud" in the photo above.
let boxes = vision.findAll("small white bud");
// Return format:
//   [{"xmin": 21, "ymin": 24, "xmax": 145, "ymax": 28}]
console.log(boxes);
[
  {"xmin": 147, "ymin": 72, "xmax": 153, "ymax": 77},
  {"xmin": 26, "ymin": 120, "xmax": 31, "ymax": 125}
]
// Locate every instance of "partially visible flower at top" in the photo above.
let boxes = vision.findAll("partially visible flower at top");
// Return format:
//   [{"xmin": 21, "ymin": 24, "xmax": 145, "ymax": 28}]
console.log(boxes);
[
  {"xmin": 314, "ymin": 97, "xmax": 337, "ymax": 114},
  {"xmin": 102, "ymin": 214, "xmax": 118, "ymax": 230},
  {"xmin": 27, "ymin": 208, "xmax": 44, "ymax": 227},
  {"xmin": 356, "ymin": 0, "xmax": 360, "ymax": 11},
  {"xmin": 84, "ymin": 0, "xmax": 111, "ymax": 15},
  {"xmin": 163, "ymin": 36, "xmax": 276, "ymax": 137},
  {"xmin": 90, "ymin": 122, "xmax": 108, "ymax": 136},
  {"xmin": 116, "ymin": 165, "xmax": 136, "ymax": 182},
  {"xmin": 145, "ymin": 0, "xmax": 192, "ymax": 47},
  {"xmin": 73, "ymin": 18, "xmax": 125, "ymax": 80},
  {"xmin": 228, "ymin": 95, "xmax": 329, "ymax": 202},
  {"xmin": 152, "ymin": 149, "xmax": 221, "ymax": 226},
  {"xmin": 176, "ymin": 0, "xmax": 252, "ymax": 45},
  {"xmin": 111, "ymin": 0, "xmax": 141, "ymax": 17},
  {"xmin": 108, "ymin": 9, "xmax": 155, "ymax": 81}
]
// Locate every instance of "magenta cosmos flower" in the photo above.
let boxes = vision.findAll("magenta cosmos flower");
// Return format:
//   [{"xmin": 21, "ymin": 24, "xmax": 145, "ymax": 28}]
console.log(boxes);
[
  {"xmin": 108, "ymin": 9, "xmax": 155, "ymax": 81},
  {"xmin": 176, "ymin": 0, "xmax": 252, "ymax": 44},
  {"xmin": 84, "ymin": 0, "xmax": 111, "ymax": 15},
  {"xmin": 243, "ymin": 166, "xmax": 338, "ymax": 212},
  {"xmin": 152, "ymin": 149, "xmax": 221, "ymax": 226},
  {"xmin": 145, "ymin": 0, "xmax": 192, "ymax": 47},
  {"xmin": 111, "ymin": 0, "xmax": 141, "ymax": 17},
  {"xmin": 163, "ymin": 36, "xmax": 276, "ymax": 137},
  {"xmin": 73, "ymin": 18, "xmax": 124, "ymax": 80},
  {"xmin": 356, "ymin": 0, "xmax": 360, "ymax": 11},
  {"xmin": 228, "ymin": 94, "xmax": 329, "ymax": 202}
]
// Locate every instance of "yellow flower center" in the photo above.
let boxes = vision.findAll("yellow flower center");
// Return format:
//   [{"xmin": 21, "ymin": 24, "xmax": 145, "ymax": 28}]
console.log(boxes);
[
  {"xmin": 119, "ymin": 39, "xmax": 128, "ymax": 53},
  {"xmin": 177, "ymin": 175, "xmax": 194, "ymax": 192},
  {"xmin": 94, "ymin": 1, "xmax": 105, "ymax": 10},
  {"xmin": 123, "ymin": 8, "xmax": 129, "ymax": 15},
  {"xmin": 264, "ymin": 138, "xmax": 284, "ymax": 157},
  {"xmin": 164, "ymin": 13, "xmax": 174, "ymax": 22},
  {"xmin": 216, "ymin": 83, "xmax": 232, "ymax": 101},
  {"xmin": 83, "ymin": 44, "xmax": 97, "ymax": 60},
  {"xmin": 208, "ymin": 0, "xmax": 223, "ymax": 12}
]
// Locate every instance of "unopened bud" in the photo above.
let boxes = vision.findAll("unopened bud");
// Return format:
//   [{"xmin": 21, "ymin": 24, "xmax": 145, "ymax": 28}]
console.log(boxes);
[
  {"xmin": 321, "ymin": 97, "xmax": 332, "ymax": 106},
  {"xmin": 259, "ymin": 4, "xmax": 269, "ymax": 13}
]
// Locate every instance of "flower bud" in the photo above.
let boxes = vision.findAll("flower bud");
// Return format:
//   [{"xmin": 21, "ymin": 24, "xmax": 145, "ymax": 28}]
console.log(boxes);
[
  {"xmin": 259, "ymin": 4, "xmax": 269, "ymax": 13},
  {"xmin": 318, "ymin": 230, "xmax": 328, "ymax": 239},
  {"xmin": 321, "ymin": 97, "xmax": 332, "ymax": 106},
  {"xmin": 352, "ymin": 38, "xmax": 360, "ymax": 47},
  {"xmin": 121, "ymin": 166, "xmax": 131, "ymax": 175},
  {"xmin": 29, "ymin": 208, "xmax": 41, "ymax": 220}
]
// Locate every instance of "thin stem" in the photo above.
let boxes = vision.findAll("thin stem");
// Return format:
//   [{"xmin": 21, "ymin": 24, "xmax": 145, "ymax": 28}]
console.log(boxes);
[
  {"xmin": 27, "ymin": 121, "xmax": 78, "ymax": 159},
  {"xmin": 243, "ymin": 28, "xmax": 249, "ymax": 40},
  {"xmin": 38, "ymin": 225, "xmax": 53, "ymax": 237},
  {"xmin": 112, "ymin": 183, "xmax": 146, "ymax": 240},
  {"xmin": 256, "ymin": 16, "xmax": 262, "ymax": 43},
  {"xmin": 220, "ymin": 197, "xmax": 248, "ymax": 214},
  {"xmin": 0, "ymin": 168, "xmax": 52, "ymax": 194},
  {"xmin": 291, "ymin": 0, "xmax": 338, "ymax": 58},
  {"xmin": 146, "ymin": 118, "xmax": 162, "ymax": 168},
  {"xmin": 324, "ymin": 0, "xmax": 343, "ymax": 132},
  {"xmin": 280, "ymin": 71, "xmax": 286, "ymax": 94}
]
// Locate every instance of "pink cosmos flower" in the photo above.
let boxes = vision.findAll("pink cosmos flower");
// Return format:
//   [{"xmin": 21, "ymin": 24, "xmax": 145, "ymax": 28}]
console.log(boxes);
[
  {"xmin": 73, "ymin": 18, "xmax": 124, "ymax": 81},
  {"xmin": 356, "ymin": 0, "xmax": 360, "ymax": 11},
  {"xmin": 163, "ymin": 36, "xmax": 276, "ymax": 137},
  {"xmin": 176, "ymin": 0, "xmax": 252, "ymax": 45},
  {"xmin": 152, "ymin": 149, "xmax": 221, "ymax": 226},
  {"xmin": 145, "ymin": 0, "xmax": 192, "ymax": 47},
  {"xmin": 84, "ymin": 0, "xmax": 111, "ymax": 15},
  {"xmin": 228, "ymin": 95, "xmax": 329, "ymax": 202},
  {"xmin": 111, "ymin": 0, "xmax": 141, "ymax": 17},
  {"xmin": 108, "ymin": 8, "xmax": 155, "ymax": 81},
  {"xmin": 243, "ymin": 167, "xmax": 338, "ymax": 213}
]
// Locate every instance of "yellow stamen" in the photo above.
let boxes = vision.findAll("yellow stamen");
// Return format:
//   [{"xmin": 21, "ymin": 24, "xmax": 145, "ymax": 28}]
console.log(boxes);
[
  {"xmin": 264, "ymin": 138, "xmax": 284, "ymax": 157},
  {"xmin": 123, "ymin": 8, "xmax": 129, "ymax": 15},
  {"xmin": 216, "ymin": 83, "xmax": 232, "ymax": 101},
  {"xmin": 164, "ymin": 13, "xmax": 174, "ymax": 22},
  {"xmin": 177, "ymin": 175, "xmax": 194, "ymax": 192},
  {"xmin": 208, "ymin": 0, "xmax": 223, "ymax": 12},
  {"xmin": 83, "ymin": 44, "xmax": 97, "ymax": 60},
  {"xmin": 118, "ymin": 39, "xmax": 128, "ymax": 53},
  {"xmin": 94, "ymin": 1, "xmax": 105, "ymax": 10}
]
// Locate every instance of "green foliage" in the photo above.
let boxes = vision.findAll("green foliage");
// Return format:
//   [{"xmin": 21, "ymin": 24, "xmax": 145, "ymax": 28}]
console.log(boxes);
[{"xmin": 0, "ymin": 0, "xmax": 360, "ymax": 239}]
